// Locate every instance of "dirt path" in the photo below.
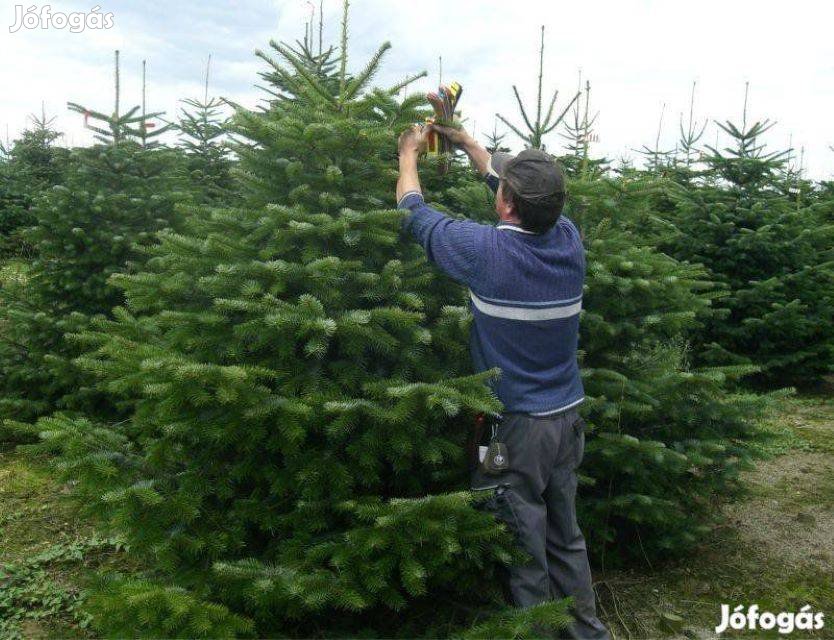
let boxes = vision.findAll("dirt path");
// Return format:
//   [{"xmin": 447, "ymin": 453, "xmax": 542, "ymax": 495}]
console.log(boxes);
[{"xmin": 596, "ymin": 395, "xmax": 834, "ymax": 639}]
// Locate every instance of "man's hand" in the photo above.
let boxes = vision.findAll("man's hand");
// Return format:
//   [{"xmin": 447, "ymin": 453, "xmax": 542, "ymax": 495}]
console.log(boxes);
[
  {"xmin": 429, "ymin": 124, "xmax": 491, "ymax": 177},
  {"xmin": 398, "ymin": 124, "xmax": 429, "ymax": 157},
  {"xmin": 428, "ymin": 123, "xmax": 474, "ymax": 148}
]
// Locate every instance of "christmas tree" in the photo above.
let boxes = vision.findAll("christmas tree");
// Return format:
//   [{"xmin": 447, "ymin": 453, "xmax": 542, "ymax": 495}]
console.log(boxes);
[
  {"xmin": 67, "ymin": 51, "xmax": 173, "ymax": 147},
  {"xmin": 176, "ymin": 55, "xmax": 236, "ymax": 204},
  {"xmin": 565, "ymin": 175, "xmax": 769, "ymax": 558},
  {"xmin": 495, "ymin": 26, "xmax": 579, "ymax": 152},
  {"xmin": 559, "ymin": 74, "xmax": 607, "ymax": 178},
  {"xmin": 634, "ymin": 102, "xmax": 677, "ymax": 177},
  {"xmin": 663, "ymin": 85, "xmax": 834, "ymax": 386},
  {"xmin": 0, "ymin": 52, "xmax": 188, "ymax": 442},
  {"xmin": 29, "ymin": 14, "xmax": 572, "ymax": 638},
  {"xmin": 675, "ymin": 81, "xmax": 708, "ymax": 176},
  {"xmin": 483, "ymin": 117, "xmax": 510, "ymax": 154},
  {"xmin": 611, "ymin": 83, "xmax": 709, "ymax": 249},
  {"xmin": 0, "ymin": 106, "xmax": 68, "ymax": 259}
]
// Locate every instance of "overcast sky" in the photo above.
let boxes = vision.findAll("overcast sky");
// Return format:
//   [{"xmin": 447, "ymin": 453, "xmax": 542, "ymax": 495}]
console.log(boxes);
[{"xmin": 2, "ymin": 0, "xmax": 832, "ymax": 178}]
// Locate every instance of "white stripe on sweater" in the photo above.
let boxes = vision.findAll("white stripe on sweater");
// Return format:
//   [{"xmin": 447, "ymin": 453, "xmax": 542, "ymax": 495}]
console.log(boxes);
[
  {"xmin": 470, "ymin": 291, "xmax": 582, "ymax": 321},
  {"xmin": 529, "ymin": 396, "xmax": 586, "ymax": 416}
]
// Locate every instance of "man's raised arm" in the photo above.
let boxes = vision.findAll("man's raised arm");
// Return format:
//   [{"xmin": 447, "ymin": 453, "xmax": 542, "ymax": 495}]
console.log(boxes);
[
  {"xmin": 430, "ymin": 124, "xmax": 498, "ymax": 192},
  {"xmin": 395, "ymin": 124, "xmax": 486, "ymax": 287}
]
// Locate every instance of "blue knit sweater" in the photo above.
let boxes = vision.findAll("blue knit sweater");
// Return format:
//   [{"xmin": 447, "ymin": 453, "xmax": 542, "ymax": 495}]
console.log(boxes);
[{"xmin": 398, "ymin": 173, "xmax": 585, "ymax": 415}]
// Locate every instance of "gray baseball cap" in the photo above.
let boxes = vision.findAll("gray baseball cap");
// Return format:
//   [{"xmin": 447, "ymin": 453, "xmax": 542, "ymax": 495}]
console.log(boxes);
[{"xmin": 488, "ymin": 149, "xmax": 566, "ymax": 201}]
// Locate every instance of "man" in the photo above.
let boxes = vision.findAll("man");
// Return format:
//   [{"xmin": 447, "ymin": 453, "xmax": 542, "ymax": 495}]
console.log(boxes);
[{"xmin": 395, "ymin": 123, "xmax": 609, "ymax": 640}]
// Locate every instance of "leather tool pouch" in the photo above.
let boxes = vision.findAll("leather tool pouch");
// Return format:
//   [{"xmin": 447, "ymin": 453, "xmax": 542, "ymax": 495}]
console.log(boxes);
[
  {"xmin": 479, "ymin": 416, "xmax": 509, "ymax": 475},
  {"xmin": 481, "ymin": 440, "xmax": 509, "ymax": 475}
]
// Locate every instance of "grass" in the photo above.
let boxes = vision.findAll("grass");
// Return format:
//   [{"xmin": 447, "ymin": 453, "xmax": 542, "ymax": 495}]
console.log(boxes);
[
  {"xmin": 596, "ymin": 393, "xmax": 834, "ymax": 639},
  {"xmin": 0, "ymin": 259, "xmax": 28, "ymax": 288},
  {"xmin": 0, "ymin": 452, "xmax": 126, "ymax": 639},
  {"xmin": 596, "ymin": 523, "xmax": 833, "ymax": 639},
  {"xmin": 1, "ymin": 393, "xmax": 832, "ymax": 638},
  {"xmin": 782, "ymin": 395, "xmax": 834, "ymax": 455}
]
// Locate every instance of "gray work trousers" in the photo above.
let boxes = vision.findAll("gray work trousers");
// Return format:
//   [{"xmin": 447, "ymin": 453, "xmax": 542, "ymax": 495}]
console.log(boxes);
[{"xmin": 471, "ymin": 409, "xmax": 610, "ymax": 640}]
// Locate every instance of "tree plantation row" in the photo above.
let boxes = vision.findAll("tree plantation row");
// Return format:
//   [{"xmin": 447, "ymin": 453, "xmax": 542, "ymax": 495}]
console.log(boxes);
[{"xmin": 0, "ymin": 19, "xmax": 832, "ymax": 639}]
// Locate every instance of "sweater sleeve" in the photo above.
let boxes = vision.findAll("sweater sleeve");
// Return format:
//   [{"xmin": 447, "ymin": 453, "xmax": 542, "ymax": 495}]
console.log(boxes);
[
  {"xmin": 398, "ymin": 191, "xmax": 484, "ymax": 286},
  {"xmin": 484, "ymin": 153, "xmax": 500, "ymax": 194},
  {"xmin": 484, "ymin": 173, "xmax": 499, "ymax": 194}
]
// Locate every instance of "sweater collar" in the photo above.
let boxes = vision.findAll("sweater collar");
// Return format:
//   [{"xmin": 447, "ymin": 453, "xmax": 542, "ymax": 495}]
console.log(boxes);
[{"xmin": 496, "ymin": 222, "xmax": 540, "ymax": 235}]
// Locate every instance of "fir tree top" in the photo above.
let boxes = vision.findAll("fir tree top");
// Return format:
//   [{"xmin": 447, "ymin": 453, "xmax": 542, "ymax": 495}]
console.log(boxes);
[
  {"xmin": 496, "ymin": 26, "xmax": 579, "ymax": 150},
  {"xmin": 68, "ymin": 50, "xmax": 173, "ymax": 146}
]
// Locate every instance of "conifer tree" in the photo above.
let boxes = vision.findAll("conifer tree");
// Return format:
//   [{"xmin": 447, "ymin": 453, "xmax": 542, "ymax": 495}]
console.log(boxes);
[
  {"xmin": 6, "ymin": 106, "xmax": 66, "ymax": 185},
  {"xmin": 625, "ymin": 82, "xmax": 708, "ymax": 188},
  {"xmin": 636, "ymin": 102, "xmax": 676, "ymax": 176},
  {"xmin": 28, "ymin": 17, "xmax": 571, "ymax": 638},
  {"xmin": 0, "ymin": 107, "xmax": 68, "ymax": 259},
  {"xmin": 663, "ymin": 85, "xmax": 834, "ymax": 386},
  {"xmin": 67, "ymin": 51, "xmax": 173, "ymax": 146},
  {"xmin": 483, "ymin": 117, "xmax": 510, "ymax": 154},
  {"xmin": 496, "ymin": 26, "xmax": 579, "ymax": 151},
  {"xmin": 775, "ymin": 140, "xmax": 819, "ymax": 210},
  {"xmin": 0, "ymin": 53, "xmax": 188, "ymax": 441},
  {"xmin": 176, "ymin": 55, "xmax": 235, "ymax": 203},
  {"xmin": 0, "ymin": 153, "xmax": 31, "ymax": 261},
  {"xmin": 255, "ymin": 19, "xmax": 343, "ymax": 103},
  {"xmin": 559, "ymin": 74, "xmax": 606, "ymax": 178},
  {"xmin": 623, "ymin": 83, "xmax": 709, "ymax": 248},
  {"xmin": 675, "ymin": 81, "xmax": 708, "ymax": 175},
  {"xmin": 566, "ymin": 177, "xmax": 769, "ymax": 557}
]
